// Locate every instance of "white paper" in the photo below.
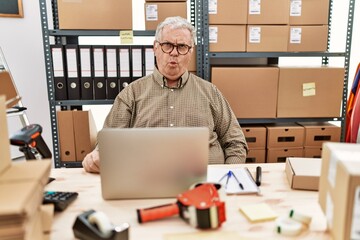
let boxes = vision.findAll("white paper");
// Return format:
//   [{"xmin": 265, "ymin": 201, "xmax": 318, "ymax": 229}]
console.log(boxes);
[
  {"xmin": 51, "ymin": 48, "xmax": 64, "ymax": 77},
  {"xmin": 249, "ymin": 27, "xmax": 261, "ymax": 43},
  {"xmin": 249, "ymin": 0, "xmax": 261, "ymax": 15},
  {"xmin": 146, "ymin": 5, "xmax": 158, "ymax": 21},
  {"xmin": 207, "ymin": 167, "xmax": 260, "ymax": 195},
  {"xmin": 209, "ymin": 26, "xmax": 218, "ymax": 43},
  {"xmin": 290, "ymin": 0, "xmax": 302, "ymax": 16},
  {"xmin": 145, "ymin": 48, "xmax": 154, "ymax": 75},
  {"xmin": 80, "ymin": 48, "xmax": 91, "ymax": 77},
  {"xmin": 66, "ymin": 48, "xmax": 78, "ymax": 78},
  {"xmin": 290, "ymin": 27, "xmax": 302, "ymax": 44},
  {"xmin": 209, "ymin": 0, "xmax": 217, "ymax": 14},
  {"xmin": 119, "ymin": 49, "xmax": 130, "ymax": 77},
  {"xmin": 93, "ymin": 48, "xmax": 105, "ymax": 77},
  {"xmin": 132, "ymin": 48, "xmax": 142, "ymax": 77},
  {"xmin": 106, "ymin": 48, "xmax": 117, "ymax": 78}
]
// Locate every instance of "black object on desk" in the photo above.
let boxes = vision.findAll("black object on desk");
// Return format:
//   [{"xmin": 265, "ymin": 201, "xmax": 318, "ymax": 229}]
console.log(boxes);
[
  {"xmin": 43, "ymin": 191, "xmax": 78, "ymax": 211},
  {"xmin": 255, "ymin": 166, "xmax": 262, "ymax": 186}
]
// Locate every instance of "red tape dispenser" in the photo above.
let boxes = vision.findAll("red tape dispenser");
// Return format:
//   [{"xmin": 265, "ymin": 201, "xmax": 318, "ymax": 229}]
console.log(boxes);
[{"xmin": 137, "ymin": 183, "xmax": 226, "ymax": 229}]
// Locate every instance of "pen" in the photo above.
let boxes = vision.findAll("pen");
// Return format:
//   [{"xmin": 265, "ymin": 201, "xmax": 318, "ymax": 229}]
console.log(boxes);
[
  {"xmin": 230, "ymin": 170, "xmax": 244, "ymax": 190},
  {"xmin": 255, "ymin": 166, "xmax": 262, "ymax": 186}
]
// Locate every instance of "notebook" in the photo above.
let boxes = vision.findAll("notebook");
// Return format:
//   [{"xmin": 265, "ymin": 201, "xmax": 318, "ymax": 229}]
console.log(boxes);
[{"xmin": 98, "ymin": 127, "xmax": 209, "ymax": 200}]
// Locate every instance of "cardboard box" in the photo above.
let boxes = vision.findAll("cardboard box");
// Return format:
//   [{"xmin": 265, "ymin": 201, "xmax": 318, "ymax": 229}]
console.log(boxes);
[
  {"xmin": 246, "ymin": 25, "xmax": 289, "ymax": 52},
  {"xmin": 288, "ymin": 25, "xmax": 328, "ymax": 52},
  {"xmin": 209, "ymin": 25, "xmax": 246, "ymax": 52},
  {"xmin": 277, "ymin": 67, "xmax": 345, "ymax": 118},
  {"xmin": 289, "ymin": 0, "xmax": 330, "ymax": 25},
  {"xmin": 304, "ymin": 146, "xmax": 322, "ymax": 158},
  {"xmin": 318, "ymin": 143, "xmax": 360, "ymax": 214},
  {"xmin": 266, "ymin": 123, "xmax": 305, "ymax": 148},
  {"xmin": 285, "ymin": 157, "xmax": 321, "ymax": 191},
  {"xmin": 73, "ymin": 110, "xmax": 97, "ymax": 161},
  {"xmin": 209, "ymin": 0, "xmax": 248, "ymax": 24},
  {"xmin": 242, "ymin": 125, "xmax": 266, "ymax": 149},
  {"xmin": 57, "ymin": 111, "xmax": 76, "ymax": 162},
  {"xmin": 145, "ymin": 2, "xmax": 187, "ymax": 30},
  {"xmin": 211, "ymin": 67, "xmax": 278, "ymax": 118},
  {"xmin": 188, "ymin": 45, "xmax": 197, "ymax": 72},
  {"xmin": 0, "ymin": 71, "xmax": 19, "ymax": 108},
  {"xmin": 266, "ymin": 148, "xmax": 303, "ymax": 163},
  {"xmin": 298, "ymin": 122, "xmax": 341, "ymax": 147},
  {"xmin": 0, "ymin": 96, "xmax": 52, "ymax": 240},
  {"xmin": 325, "ymin": 160, "xmax": 360, "ymax": 240},
  {"xmin": 57, "ymin": 0, "xmax": 132, "ymax": 30},
  {"xmin": 247, "ymin": 0, "xmax": 289, "ymax": 24},
  {"xmin": 246, "ymin": 149, "xmax": 266, "ymax": 163}
]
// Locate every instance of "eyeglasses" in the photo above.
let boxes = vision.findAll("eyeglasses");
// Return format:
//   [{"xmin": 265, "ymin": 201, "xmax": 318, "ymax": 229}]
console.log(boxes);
[{"xmin": 156, "ymin": 41, "xmax": 192, "ymax": 55}]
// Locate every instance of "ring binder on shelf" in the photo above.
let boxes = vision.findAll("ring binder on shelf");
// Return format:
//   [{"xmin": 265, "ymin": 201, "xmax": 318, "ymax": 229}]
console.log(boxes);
[
  {"xmin": 65, "ymin": 45, "xmax": 80, "ymax": 100},
  {"xmin": 79, "ymin": 45, "xmax": 94, "ymax": 100},
  {"xmin": 118, "ymin": 46, "xmax": 131, "ymax": 91},
  {"xmin": 51, "ymin": 45, "xmax": 67, "ymax": 100},
  {"xmin": 131, "ymin": 46, "xmax": 144, "ymax": 81},
  {"xmin": 105, "ymin": 46, "xmax": 119, "ymax": 99},
  {"xmin": 92, "ymin": 46, "xmax": 106, "ymax": 99},
  {"xmin": 144, "ymin": 45, "xmax": 155, "ymax": 76}
]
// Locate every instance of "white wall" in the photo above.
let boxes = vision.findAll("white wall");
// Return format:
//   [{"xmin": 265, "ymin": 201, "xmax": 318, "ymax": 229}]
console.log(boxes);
[{"xmin": 0, "ymin": 0, "xmax": 359, "ymax": 162}]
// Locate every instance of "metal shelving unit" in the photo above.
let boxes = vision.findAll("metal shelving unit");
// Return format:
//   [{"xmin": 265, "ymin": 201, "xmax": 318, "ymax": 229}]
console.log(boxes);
[
  {"xmin": 201, "ymin": 0, "xmax": 355, "ymax": 141},
  {"xmin": 39, "ymin": 0, "xmax": 203, "ymax": 168}
]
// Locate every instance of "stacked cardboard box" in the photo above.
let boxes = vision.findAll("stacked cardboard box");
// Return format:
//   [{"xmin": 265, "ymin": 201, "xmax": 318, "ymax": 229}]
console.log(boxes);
[
  {"xmin": 145, "ymin": 0, "xmax": 187, "ymax": 31},
  {"xmin": 319, "ymin": 142, "xmax": 360, "ymax": 240},
  {"xmin": 0, "ymin": 96, "xmax": 52, "ymax": 240},
  {"xmin": 57, "ymin": 110, "xmax": 97, "ymax": 162},
  {"xmin": 297, "ymin": 122, "xmax": 341, "ymax": 158},
  {"xmin": 242, "ymin": 125, "xmax": 267, "ymax": 163}
]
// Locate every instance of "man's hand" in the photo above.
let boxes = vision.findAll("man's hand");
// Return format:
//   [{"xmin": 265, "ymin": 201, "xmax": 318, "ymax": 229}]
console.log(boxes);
[{"xmin": 82, "ymin": 149, "xmax": 100, "ymax": 173}]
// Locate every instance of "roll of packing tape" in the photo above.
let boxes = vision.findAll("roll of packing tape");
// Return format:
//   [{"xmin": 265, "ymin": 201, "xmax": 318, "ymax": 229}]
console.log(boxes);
[
  {"xmin": 275, "ymin": 216, "xmax": 304, "ymax": 236},
  {"xmin": 288, "ymin": 209, "xmax": 312, "ymax": 225}
]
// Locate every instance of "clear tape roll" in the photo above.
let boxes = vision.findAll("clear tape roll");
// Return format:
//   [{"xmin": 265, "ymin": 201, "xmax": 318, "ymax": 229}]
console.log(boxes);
[
  {"xmin": 275, "ymin": 216, "xmax": 304, "ymax": 236},
  {"xmin": 288, "ymin": 209, "xmax": 312, "ymax": 225}
]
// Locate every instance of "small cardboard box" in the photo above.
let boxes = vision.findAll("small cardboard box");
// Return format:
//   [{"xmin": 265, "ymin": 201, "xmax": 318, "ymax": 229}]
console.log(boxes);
[
  {"xmin": 285, "ymin": 157, "xmax": 321, "ymax": 191},
  {"xmin": 266, "ymin": 123, "xmax": 305, "ymax": 149},
  {"xmin": 288, "ymin": 25, "xmax": 328, "ymax": 52},
  {"xmin": 246, "ymin": 149, "xmax": 266, "ymax": 163},
  {"xmin": 188, "ymin": 45, "xmax": 197, "ymax": 72},
  {"xmin": 209, "ymin": 25, "xmax": 246, "ymax": 52},
  {"xmin": 297, "ymin": 122, "xmax": 341, "ymax": 147},
  {"xmin": 209, "ymin": 0, "xmax": 248, "ymax": 24},
  {"xmin": 57, "ymin": 111, "xmax": 76, "ymax": 162},
  {"xmin": 211, "ymin": 67, "xmax": 278, "ymax": 118},
  {"xmin": 145, "ymin": 2, "xmax": 187, "ymax": 30},
  {"xmin": 325, "ymin": 160, "xmax": 360, "ymax": 240},
  {"xmin": 318, "ymin": 142, "xmax": 360, "ymax": 214},
  {"xmin": 242, "ymin": 125, "xmax": 266, "ymax": 149},
  {"xmin": 266, "ymin": 148, "xmax": 304, "ymax": 163},
  {"xmin": 277, "ymin": 67, "xmax": 344, "ymax": 118},
  {"xmin": 57, "ymin": 0, "xmax": 132, "ymax": 30},
  {"xmin": 289, "ymin": 0, "xmax": 330, "ymax": 25},
  {"xmin": 247, "ymin": 0, "xmax": 289, "ymax": 24},
  {"xmin": 246, "ymin": 25, "xmax": 289, "ymax": 52}
]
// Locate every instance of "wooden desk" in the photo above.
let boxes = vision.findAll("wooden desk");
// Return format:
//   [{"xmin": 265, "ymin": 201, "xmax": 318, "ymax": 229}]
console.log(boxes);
[{"xmin": 47, "ymin": 163, "xmax": 330, "ymax": 240}]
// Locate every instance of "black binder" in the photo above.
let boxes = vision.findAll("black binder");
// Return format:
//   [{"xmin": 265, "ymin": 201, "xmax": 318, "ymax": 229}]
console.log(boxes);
[
  {"xmin": 92, "ymin": 46, "xmax": 106, "ymax": 99},
  {"xmin": 65, "ymin": 45, "xmax": 80, "ymax": 100},
  {"xmin": 50, "ymin": 45, "xmax": 67, "ymax": 100},
  {"xmin": 118, "ymin": 46, "xmax": 132, "ymax": 91},
  {"xmin": 105, "ymin": 46, "xmax": 119, "ymax": 99},
  {"xmin": 79, "ymin": 45, "xmax": 94, "ymax": 100}
]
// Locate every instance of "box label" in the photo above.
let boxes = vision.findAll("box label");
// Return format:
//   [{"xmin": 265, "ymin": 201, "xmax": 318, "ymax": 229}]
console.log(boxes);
[
  {"xmin": 302, "ymin": 82, "xmax": 315, "ymax": 97},
  {"xmin": 209, "ymin": 26, "xmax": 218, "ymax": 43},
  {"xmin": 290, "ymin": 0, "xmax": 302, "ymax": 16},
  {"xmin": 146, "ymin": 5, "xmax": 158, "ymax": 21},
  {"xmin": 326, "ymin": 193, "xmax": 334, "ymax": 229},
  {"xmin": 209, "ymin": 0, "xmax": 217, "ymax": 14},
  {"xmin": 290, "ymin": 27, "xmax": 302, "ymax": 44},
  {"xmin": 249, "ymin": 0, "xmax": 261, "ymax": 15},
  {"xmin": 351, "ymin": 186, "xmax": 360, "ymax": 239},
  {"xmin": 249, "ymin": 27, "xmax": 261, "ymax": 43}
]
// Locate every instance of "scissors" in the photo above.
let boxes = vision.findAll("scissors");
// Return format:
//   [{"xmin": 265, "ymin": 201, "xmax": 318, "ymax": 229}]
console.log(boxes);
[{"xmin": 218, "ymin": 170, "xmax": 244, "ymax": 190}]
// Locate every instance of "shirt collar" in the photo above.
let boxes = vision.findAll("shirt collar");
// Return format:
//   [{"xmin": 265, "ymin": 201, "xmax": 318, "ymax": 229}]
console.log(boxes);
[{"xmin": 153, "ymin": 67, "xmax": 189, "ymax": 89}]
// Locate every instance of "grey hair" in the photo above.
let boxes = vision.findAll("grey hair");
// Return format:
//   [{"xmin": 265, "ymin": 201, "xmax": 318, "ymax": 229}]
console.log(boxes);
[{"xmin": 155, "ymin": 16, "xmax": 196, "ymax": 46}]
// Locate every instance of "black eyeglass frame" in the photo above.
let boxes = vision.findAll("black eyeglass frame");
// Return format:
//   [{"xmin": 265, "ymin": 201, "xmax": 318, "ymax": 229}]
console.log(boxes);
[{"xmin": 155, "ymin": 41, "xmax": 192, "ymax": 55}]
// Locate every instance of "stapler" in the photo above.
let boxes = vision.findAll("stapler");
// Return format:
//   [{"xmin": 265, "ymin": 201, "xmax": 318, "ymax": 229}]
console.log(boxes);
[
  {"xmin": 73, "ymin": 209, "xmax": 130, "ymax": 240},
  {"xmin": 137, "ymin": 183, "xmax": 226, "ymax": 229}
]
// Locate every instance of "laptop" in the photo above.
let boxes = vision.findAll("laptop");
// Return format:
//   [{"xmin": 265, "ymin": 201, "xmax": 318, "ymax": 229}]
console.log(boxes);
[{"xmin": 98, "ymin": 127, "xmax": 209, "ymax": 200}]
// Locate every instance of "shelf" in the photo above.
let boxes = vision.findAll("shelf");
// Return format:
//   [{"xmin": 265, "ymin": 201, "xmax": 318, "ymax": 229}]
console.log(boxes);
[
  {"xmin": 53, "ymin": 100, "xmax": 115, "ymax": 106},
  {"xmin": 209, "ymin": 52, "xmax": 346, "ymax": 58},
  {"xmin": 60, "ymin": 161, "xmax": 83, "ymax": 168},
  {"xmin": 238, "ymin": 117, "xmax": 343, "ymax": 125},
  {"xmin": 48, "ymin": 29, "xmax": 156, "ymax": 37}
]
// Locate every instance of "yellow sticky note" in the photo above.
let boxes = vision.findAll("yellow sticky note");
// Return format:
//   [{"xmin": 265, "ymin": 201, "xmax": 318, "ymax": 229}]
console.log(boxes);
[
  {"xmin": 239, "ymin": 203, "xmax": 278, "ymax": 223},
  {"xmin": 120, "ymin": 31, "xmax": 133, "ymax": 44},
  {"xmin": 303, "ymin": 82, "xmax": 316, "ymax": 97}
]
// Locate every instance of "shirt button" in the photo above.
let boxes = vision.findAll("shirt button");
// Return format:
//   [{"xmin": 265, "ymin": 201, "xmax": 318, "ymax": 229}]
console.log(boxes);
[
  {"xmin": 169, "ymin": 123, "xmax": 174, "ymax": 127},
  {"xmin": 171, "ymin": 89, "xmax": 174, "ymax": 92},
  {"xmin": 170, "ymin": 106, "xmax": 174, "ymax": 109}
]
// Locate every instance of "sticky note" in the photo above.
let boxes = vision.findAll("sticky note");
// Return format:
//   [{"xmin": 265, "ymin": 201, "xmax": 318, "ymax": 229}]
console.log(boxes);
[
  {"xmin": 120, "ymin": 31, "xmax": 133, "ymax": 44},
  {"xmin": 239, "ymin": 203, "xmax": 278, "ymax": 223}
]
